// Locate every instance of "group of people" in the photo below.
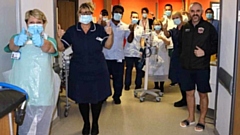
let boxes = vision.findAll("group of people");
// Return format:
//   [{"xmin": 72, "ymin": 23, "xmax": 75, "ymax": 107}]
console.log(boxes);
[{"xmin": 4, "ymin": 1, "xmax": 218, "ymax": 135}]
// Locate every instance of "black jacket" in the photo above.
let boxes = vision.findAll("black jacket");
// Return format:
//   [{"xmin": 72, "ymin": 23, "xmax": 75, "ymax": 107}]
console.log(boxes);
[
  {"xmin": 179, "ymin": 18, "xmax": 218, "ymax": 70},
  {"xmin": 137, "ymin": 18, "xmax": 154, "ymax": 30}
]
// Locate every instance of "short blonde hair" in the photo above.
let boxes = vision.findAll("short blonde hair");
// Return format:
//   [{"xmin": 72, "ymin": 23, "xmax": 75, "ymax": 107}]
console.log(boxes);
[
  {"xmin": 153, "ymin": 19, "xmax": 162, "ymax": 25},
  {"xmin": 78, "ymin": 2, "xmax": 95, "ymax": 14},
  {"xmin": 172, "ymin": 11, "xmax": 182, "ymax": 18},
  {"xmin": 152, "ymin": 19, "xmax": 163, "ymax": 30},
  {"xmin": 25, "ymin": 9, "xmax": 47, "ymax": 24}
]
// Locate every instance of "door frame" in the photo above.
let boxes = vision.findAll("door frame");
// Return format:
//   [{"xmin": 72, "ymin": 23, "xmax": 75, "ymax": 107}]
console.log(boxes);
[{"xmin": 232, "ymin": 0, "xmax": 240, "ymax": 134}]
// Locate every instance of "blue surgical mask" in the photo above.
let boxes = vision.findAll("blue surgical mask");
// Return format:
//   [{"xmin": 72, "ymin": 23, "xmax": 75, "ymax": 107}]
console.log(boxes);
[
  {"xmin": 79, "ymin": 15, "xmax": 92, "ymax": 24},
  {"xmin": 103, "ymin": 17, "xmax": 108, "ymax": 21},
  {"xmin": 206, "ymin": 13, "xmax": 213, "ymax": 19},
  {"xmin": 173, "ymin": 18, "xmax": 181, "ymax": 25},
  {"xmin": 28, "ymin": 24, "xmax": 44, "ymax": 35},
  {"xmin": 113, "ymin": 13, "xmax": 122, "ymax": 21},
  {"xmin": 131, "ymin": 18, "xmax": 139, "ymax": 24},
  {"xmin": 142, "ymin": 13, "xmax": 148, "ymax": 18},
  {"xmin": 154, "ymin": 25, "xmax": 161, "ymax": 31},
  {"xmin": 165, "ymin": 11, "xmax": 172, "ymax": 17}
]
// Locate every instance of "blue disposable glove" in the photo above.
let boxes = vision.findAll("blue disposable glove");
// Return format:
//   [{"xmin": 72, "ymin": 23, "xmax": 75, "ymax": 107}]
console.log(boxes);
[
  {"xmin": 32, "ymin": 33, "xmax": 44, "ymax": 47},
  {"xmin": 14, "ymin": 29, "xmax": 28, "ymax": 46}
]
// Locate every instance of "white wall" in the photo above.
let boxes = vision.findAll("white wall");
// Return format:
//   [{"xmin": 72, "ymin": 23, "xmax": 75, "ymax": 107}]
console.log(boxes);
[
  {"xmin": 0, "ymin": 0, "xmax": 18, "ymax": 81},
  {"xmin": 20, "ymin": 0, "xmax": 55, "ymax": 38},
  {"xmin": 215, "ymin": 0, "xmax": 237, "ymax": 134}
]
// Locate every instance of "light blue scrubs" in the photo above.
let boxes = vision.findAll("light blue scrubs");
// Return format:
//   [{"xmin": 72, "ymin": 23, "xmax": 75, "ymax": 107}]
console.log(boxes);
[{"xmin": 103, "ymin": 20, "xmax": 130, "ymax": 60}]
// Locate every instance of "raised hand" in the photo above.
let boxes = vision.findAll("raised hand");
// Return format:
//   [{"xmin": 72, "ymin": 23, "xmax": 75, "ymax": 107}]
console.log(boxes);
[
  {"xmin": 163, "ymin": 20, "xmax": 168, "ymax": 30},
  {"xmin": 105, "ymin": 22, "xmax": 112, "ymax": 35},
  {"xmin": 57, "ymin": 24, "xmax": 65, "ymax": 39},
  {"xmin": 32, "ymin": 33, "xmax": 44, "ymax": 47},
  {"xmin": 194, "ymin": 46, "xmax": 205, "ymax": 57},
  {"xmin": 14, "ymin": 28, "xmax": 28, "ymax": 46},
  {"xmin": 158, "ymin": 35, "xmax": 163, "ymax": 40},
  {"xmin": 97, "ymin": 14, "xmax": 103, "ymax": 25},
  {"xmin": 128, "ymin": 24, "xmax": 136, "ymax": 32}
]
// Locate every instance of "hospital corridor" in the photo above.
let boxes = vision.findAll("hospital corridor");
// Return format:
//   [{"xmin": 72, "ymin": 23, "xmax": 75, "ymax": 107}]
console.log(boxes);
[
  {"xmin": 50, "ymin": 78, "xmax": 215, "ymax": 135},
  {"xmin": 1, "ymin": 0, "xmax": 240, "ymax": 135}
]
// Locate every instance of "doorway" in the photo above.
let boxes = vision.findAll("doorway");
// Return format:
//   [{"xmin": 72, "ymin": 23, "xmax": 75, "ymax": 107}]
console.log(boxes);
[{"xmin": 57, "ymin": 0, "xmax": 79, "ymax": 30}]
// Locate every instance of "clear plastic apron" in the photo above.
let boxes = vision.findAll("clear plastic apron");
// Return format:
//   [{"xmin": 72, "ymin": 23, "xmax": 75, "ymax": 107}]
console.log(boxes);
[{"xmin": 9, "ymin": 42, "xmax": 54, "ymax": 106}]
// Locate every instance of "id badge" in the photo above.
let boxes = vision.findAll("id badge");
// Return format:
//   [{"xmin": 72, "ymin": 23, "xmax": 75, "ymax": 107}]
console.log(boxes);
[
  {"xmin": 11, "ymin": 52, "xmax": 21, "ymax": 60},
  {"xmin": 96, "ymin": 37, "xmax": 103, "ymax": 42},
  {"xmin": 117, "ymin": 59, "xmax": 122, "ymax": 63}
]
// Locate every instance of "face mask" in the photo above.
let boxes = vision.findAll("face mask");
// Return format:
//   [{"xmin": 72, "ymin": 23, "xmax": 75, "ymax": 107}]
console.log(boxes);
[
  {"xmin": 28, "ymin": 24, "xmax": 44, "ymax": 35},
  {"xmin": 103, "ymin": 17, "xmax": 108, "ymax": 21},
  {"xmin": 173, "ymin": 18, "xmax": 181, "ymax": 25},
  {"xmin": 142, "ymin": 13, "xmax": 147, "ymax": 18},
  {"xmin": 113, "ymin": 13, "xmax": 122, "ymax": 21},
  {"xmin": 154, "ymin": 25, "xmax": 161, "ymax": 31},
  {"xmin": 165, "ymin": 11, "xmax": 172, "ymax": 17},
  {"xmin": 206, "ymin": 13, "xmax": 213, "ymax": 19},
  {"xmin": 131, "ymin": 18, "xmax": 139, "ymax": 24},
  {"xmin": 79, "ymin": 15, "xmax": 92, "ymax": 24},
  {"xmin": 182, "ymin": 15, "xmax": 189, "ymax": 22}
]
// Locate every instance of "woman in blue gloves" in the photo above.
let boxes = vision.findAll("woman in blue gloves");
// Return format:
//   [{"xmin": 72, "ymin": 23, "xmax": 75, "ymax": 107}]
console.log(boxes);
[{"xmin": 7, "ymin": 9, "xmax": 58, "ymax": 135}]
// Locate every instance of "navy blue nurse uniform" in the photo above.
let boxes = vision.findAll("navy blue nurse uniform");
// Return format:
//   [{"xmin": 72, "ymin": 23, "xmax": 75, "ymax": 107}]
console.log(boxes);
[
  {"xmin": 61, "ymin": 22, "xmax": 111, "ymax": 104},
  {"xmin": 168, "ymin": 28, "xmax": 184, "ymax": 84}
]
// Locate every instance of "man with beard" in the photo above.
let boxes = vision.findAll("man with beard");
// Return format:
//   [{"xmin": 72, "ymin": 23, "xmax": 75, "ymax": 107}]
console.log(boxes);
[{"xmin": 179, "ymin": 2, "xmax": 218, "ymax": 132}]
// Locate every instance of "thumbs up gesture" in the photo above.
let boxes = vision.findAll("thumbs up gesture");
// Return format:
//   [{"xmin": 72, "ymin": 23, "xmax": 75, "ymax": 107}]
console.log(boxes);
[
  {"xmin": 194, "ymin": 46, "xmax": 205, "ymax": 57},
  {"xmin": 97, "ymin": 14, "xmax": 103, "ymax": 25},
  {"xmin": 105, "ymin": 22, "xmax": 113, "ymax": 35},
  {"xmin": 163, "ymin": 20, "xmax": 168, "ymax": 30},
  {"xmin": 32, "ymin": 33, "xmax": 44, "ymax": 47},
  {"xmin": 14, "ymin": 28, "xmax": 28, "ymax": 46},
  {"xmin": 129, "ymin": 24, "xmax": 136, "ymax": 32},
  {"xmin": 57, "ymin": 24, "xmax": 65, "ymax": 39}
]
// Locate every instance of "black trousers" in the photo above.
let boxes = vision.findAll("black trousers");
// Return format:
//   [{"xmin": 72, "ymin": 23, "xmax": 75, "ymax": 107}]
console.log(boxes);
[
  {"xmin": 178, "ymin": 83, "xmax": 186, "ymax": 101},
  {"xmin": 106, "ymin": 60, "xmax": 124, "ymax": 99},
  {"xmin": 154, "ymin": 81, "xmax": 165, "ymax": 92},
  {"xmin": 78, "ymin": 101, "xmax": 103, "ymax": 134},
  {"xmin": 124, "ymin": 57, "xmax": 142, "ymax": 88}
]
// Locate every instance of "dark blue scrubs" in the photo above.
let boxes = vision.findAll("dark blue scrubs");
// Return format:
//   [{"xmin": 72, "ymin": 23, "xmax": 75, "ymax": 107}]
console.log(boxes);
[
  {"xmin": 61, "ymin": 22, "xmax": 111, "ymax": 104},
  {"xmin": 168, "ymin": 27, "xmax": 184, "ymax": 84}
]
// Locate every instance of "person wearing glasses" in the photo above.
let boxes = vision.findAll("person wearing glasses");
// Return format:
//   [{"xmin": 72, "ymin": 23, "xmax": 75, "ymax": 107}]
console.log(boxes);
[{"xmin": 57, "ymin": 2, "xmax": 113, "ymax": 135}]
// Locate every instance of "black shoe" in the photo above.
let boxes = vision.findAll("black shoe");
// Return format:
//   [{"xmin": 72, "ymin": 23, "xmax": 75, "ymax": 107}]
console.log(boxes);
[
  {"xmin": 91, "ymin": 123, "xmax": 99, "ymax": 135},
  {"xmin": 114, "ymin": 98, "xmax": 121, "ymax": 104},
  {"xmin": 160, "ymin": 88, "xmax": 164, "ymax": 93},
  {"xmin": 135, "ymin": 86, "xmax": 141, "ymax": 89},
  {"xmin": 124, "ymin": 86, "xmax": 130, "ymax": 91},
  {"xmin": 82, "ymin": 123, "xmax": 90, "ymax": 135},
  {"xmin": 170, "ymin": 82, "xmax": 177, "ymax": 86},
  {"xmin": 174, "ymin": 100, "xmax": 187, "ymax": 107}
]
